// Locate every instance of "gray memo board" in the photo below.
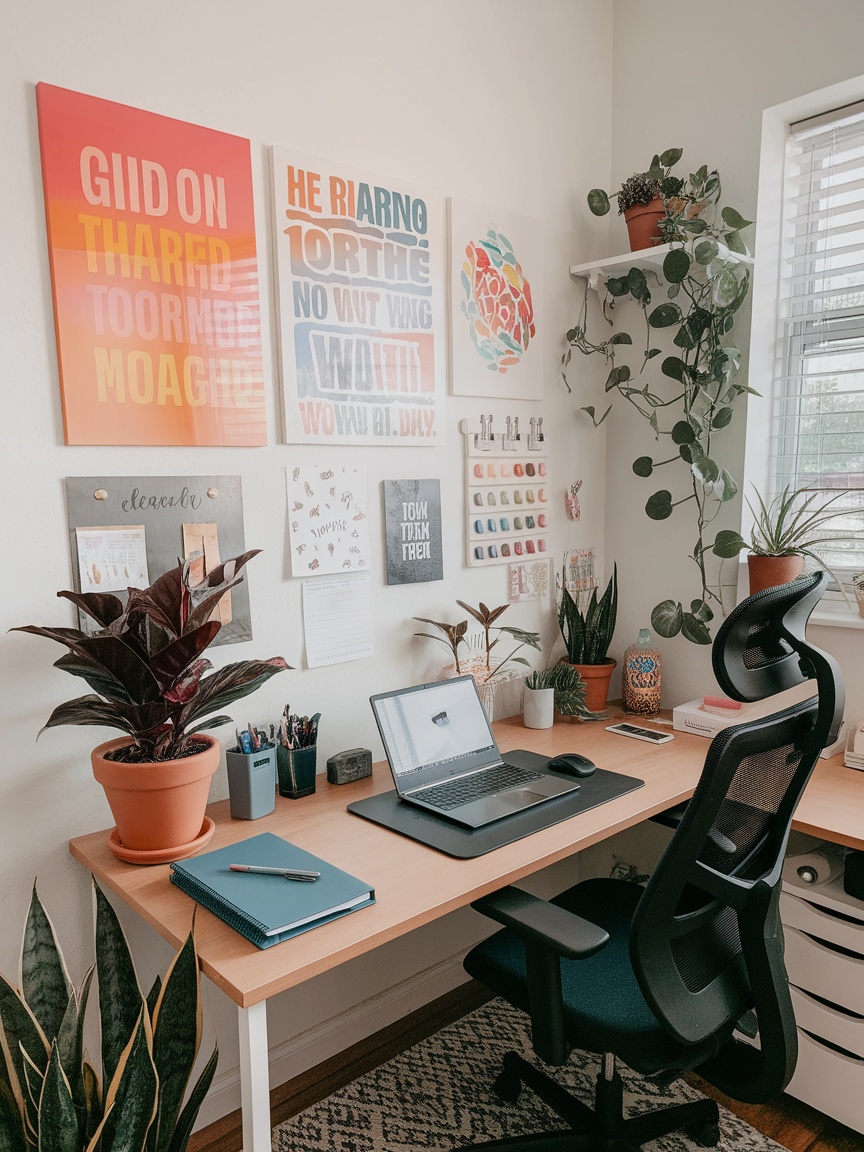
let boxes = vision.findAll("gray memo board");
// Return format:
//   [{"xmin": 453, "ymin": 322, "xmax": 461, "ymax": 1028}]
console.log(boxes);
[{"xmin": 64, "ymin": 475, "xmax": 251, "ymax": 646}]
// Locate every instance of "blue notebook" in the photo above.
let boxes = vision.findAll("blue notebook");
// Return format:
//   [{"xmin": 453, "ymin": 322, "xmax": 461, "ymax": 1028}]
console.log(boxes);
[{"xmin": 170, "ymin": 833, "xmax": 375, "ymax": 949}]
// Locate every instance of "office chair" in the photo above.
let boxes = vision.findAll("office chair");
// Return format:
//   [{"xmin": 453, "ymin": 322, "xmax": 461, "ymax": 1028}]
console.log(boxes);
[{"xmin": 461, "ymin": 572, "xmax": 843, "ymax": 1151}]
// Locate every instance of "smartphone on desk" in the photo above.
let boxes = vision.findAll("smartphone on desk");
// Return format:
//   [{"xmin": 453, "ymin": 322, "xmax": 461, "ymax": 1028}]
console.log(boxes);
[{"xmin": 605, "ymin": 722, "xmax": 674, "ymax": 744}]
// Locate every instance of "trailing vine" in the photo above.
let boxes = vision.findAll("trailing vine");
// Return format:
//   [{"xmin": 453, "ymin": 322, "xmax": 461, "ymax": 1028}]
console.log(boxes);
[{"xmin": 563, "ymin": 158, "xmax": 754, "ymax": 644}]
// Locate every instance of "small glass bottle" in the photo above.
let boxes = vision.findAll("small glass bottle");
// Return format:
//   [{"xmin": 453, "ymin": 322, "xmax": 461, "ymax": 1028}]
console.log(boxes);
[{"xmin": 622, "ymin": 628, "xmax": 662, "ymax": 716}]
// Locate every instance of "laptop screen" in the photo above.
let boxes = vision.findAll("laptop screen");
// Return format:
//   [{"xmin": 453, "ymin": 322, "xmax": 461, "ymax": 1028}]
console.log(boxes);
[{"xmin": 371, "ymin": 677, "xmax": 498, "ymax": 785}]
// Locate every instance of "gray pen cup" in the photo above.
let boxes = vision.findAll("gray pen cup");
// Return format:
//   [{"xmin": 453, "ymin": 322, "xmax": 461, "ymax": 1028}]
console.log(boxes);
[
  {"xmin": 226, "ymin": 745, "xmax": 276, "ymax": 819},
  {"xmin": 277, "ymin": 745, "xmax": 317, "ymax": 799}
]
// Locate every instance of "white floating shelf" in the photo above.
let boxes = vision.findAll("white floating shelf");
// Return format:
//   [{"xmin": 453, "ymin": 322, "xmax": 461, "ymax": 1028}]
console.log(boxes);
[{"xmin": 569, "ymin": 243, "xmax": 673, "ymax": 280}]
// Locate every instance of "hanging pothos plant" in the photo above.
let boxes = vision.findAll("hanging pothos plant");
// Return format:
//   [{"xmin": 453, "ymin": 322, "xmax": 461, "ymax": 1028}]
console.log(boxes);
[{"xmin": 563, "ymin": 154, "xmax": 755, "ymax": 645}]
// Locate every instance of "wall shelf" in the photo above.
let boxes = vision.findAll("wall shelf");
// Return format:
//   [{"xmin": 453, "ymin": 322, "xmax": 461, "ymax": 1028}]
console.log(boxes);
[{"xmin": 569, "ymin": 243, "xmax": 672, "ymax": 281}]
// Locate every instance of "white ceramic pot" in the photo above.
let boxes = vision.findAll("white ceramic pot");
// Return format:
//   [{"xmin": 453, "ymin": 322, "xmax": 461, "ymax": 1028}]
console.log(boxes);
[{"xmin": 523, "ymin": 685, "xmax": 554, "ymax": 730}]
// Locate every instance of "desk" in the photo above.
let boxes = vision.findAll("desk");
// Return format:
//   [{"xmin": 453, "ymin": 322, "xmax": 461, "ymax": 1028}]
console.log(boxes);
[{"xmin": 68, "ymin": 714, "xmax": 864, "ymax": 1150}]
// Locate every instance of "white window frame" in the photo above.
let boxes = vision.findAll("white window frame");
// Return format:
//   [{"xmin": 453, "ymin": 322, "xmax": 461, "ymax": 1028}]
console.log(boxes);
[{"xmin": 744, "ymin": 74, "xmax": 864, "ymax": 628}]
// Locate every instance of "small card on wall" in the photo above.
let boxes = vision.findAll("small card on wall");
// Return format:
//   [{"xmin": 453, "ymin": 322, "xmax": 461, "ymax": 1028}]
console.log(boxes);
[
  {"xmin": 383, "ymin": 479, "xmax": 443, "ymax": 585},
  {"xmin": 508, "ymin": 559, "xmax": 551, "ymax": 602},
  {"xmin": 286, "ymin": 465, "xmax": 370, "ymax": 576}
]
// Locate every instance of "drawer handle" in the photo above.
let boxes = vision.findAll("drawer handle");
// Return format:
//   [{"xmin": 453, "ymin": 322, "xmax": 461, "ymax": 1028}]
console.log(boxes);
[{"xmin": 802, "ymin": 1027, "xmax": 864, "ymax": 1064}]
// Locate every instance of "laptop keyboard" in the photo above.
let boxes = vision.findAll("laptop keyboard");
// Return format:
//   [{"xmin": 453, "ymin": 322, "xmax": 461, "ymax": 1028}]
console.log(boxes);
[{"xmin": 410, "ymin": 763, "xmax": 544, "ymax": 810}]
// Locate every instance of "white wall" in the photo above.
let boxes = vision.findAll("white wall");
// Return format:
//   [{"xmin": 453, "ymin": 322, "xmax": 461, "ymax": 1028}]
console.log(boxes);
[
  {"xmin": 596, "ymin": 0, "xmax": 864, "ymax": 713},
  {"xmin": 0, "ymin": 0, "xmax": 613, "ymax": 1126}
]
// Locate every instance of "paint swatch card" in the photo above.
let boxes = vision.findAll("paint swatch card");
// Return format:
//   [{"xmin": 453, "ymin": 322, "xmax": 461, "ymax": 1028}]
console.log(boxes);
[{"xmin": 286, "ymin": 465, "xmax": 370, "ymax": 576}]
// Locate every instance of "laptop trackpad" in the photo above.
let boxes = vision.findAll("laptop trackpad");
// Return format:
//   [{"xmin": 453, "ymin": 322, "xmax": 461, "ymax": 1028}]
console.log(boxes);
[{"xmin": 498, "ymin": 787, "xmax": 562, "ymax": 812}]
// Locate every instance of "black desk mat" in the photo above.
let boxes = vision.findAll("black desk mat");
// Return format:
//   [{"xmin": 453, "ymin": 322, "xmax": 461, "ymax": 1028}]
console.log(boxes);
[{"xmin": 347, "ymin": 749, "xmax": 644, "ymax": 858}]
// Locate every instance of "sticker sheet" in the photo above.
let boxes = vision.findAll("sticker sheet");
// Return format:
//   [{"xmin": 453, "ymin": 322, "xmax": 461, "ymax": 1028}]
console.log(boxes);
[{"xmin": 286, "ymin": 465, "xmax": 370, "ymax": 576}]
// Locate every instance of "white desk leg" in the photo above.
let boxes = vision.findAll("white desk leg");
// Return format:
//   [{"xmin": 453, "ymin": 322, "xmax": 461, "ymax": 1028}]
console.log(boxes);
[{"xmin": 238, "ymin": 1000, "xmax": 270, "ymax": 1152}]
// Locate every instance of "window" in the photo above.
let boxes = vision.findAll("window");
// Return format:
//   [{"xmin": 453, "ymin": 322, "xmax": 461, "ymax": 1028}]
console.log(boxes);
[{"xmin": 747, "ymin": 79, "xmax": 864, "ymax": 590}]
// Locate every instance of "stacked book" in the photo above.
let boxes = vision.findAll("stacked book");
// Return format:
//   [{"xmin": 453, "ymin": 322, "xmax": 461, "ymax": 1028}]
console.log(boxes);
[
  {"xmin": 845, "ymin": 723, "xmax": 864, "ymax": 771},
  {"xmin": 170, "ymin": 832, "xmax": 375, "ymax": 949}
]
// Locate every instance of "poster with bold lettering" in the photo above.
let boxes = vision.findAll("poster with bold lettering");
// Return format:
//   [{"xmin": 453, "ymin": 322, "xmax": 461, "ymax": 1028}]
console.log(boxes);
[
  {"xmin": 270, "ymin": 148, "xmax": 444, "ymax": 445},
  {"xmin": 36, "ymin": 83, "xmax": 266, "ymax": 445},
  {"xmin": 448, "ymin": 197, "xmax": 543, "ymax": 400},
  {"xmin": 383, "ymin": 479, "xmax": 443, "ymax": 584}
]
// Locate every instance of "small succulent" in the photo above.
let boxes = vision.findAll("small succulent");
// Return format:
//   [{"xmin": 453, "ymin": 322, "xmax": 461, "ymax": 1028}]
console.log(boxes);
[
  {"xmin": 13, "ymin": 550, "xmax": 289, "ymax": 762},
  {"xmin": 525, "ymin": 663, "xmax": 592, "ymax": 719}
]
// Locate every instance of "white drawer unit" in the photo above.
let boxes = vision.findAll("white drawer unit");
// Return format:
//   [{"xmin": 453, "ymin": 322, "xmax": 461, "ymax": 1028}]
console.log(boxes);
[{"xmin": 781, "ymin": 863, "xmax": 864, "ymax": 1133}]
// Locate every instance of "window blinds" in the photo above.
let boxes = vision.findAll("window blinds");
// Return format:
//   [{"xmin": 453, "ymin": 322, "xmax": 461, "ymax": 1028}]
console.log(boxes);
[{"xmin": 777, "ymin": 105, "xmax": 864, "ymax": 573}]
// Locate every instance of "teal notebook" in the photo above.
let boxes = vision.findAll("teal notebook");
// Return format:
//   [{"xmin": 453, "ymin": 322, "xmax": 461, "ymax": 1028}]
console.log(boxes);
[{"xmin": 169, "ymin": 833, "xmax": 375, "ymax": 949}]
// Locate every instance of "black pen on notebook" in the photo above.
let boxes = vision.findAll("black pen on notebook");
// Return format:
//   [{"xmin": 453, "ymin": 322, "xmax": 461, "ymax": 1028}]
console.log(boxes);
[{"xmin": 229, "ymin": 864, "xmax": 320, "ymax": 882}]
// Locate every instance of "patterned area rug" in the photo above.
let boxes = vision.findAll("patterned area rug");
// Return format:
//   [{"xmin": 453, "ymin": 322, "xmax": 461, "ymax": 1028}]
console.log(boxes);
[{"xmin": 272, "ymin": 998, "xmax": 784, "ymax": 1151}]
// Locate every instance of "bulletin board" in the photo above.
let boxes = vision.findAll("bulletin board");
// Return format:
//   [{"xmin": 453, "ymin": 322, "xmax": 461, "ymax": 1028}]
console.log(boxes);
[{"xmin": 64, "ymin": 475, "xmax": 252, "ymax": 645}]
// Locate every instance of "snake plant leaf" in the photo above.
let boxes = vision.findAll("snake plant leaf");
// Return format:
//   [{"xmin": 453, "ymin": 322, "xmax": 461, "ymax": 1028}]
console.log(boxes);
[
  {"xmin": 82, "ymin": 1060, "xmax": 102, "ymax": 1146},
  {"xmin": 21, "ymin": 885, "xmax": 71, "ymax": 1045},
  {"xmin": 651, "ymin": 600, "xmax": 684, "ymax": 639},
  {"xmin": 0, "ymin": 1080, "xmax": 26, "ymax": 1152},
  {"xmin": 37, "ymin": 1043, "xmax": 77, "ymax": 1152},
  {"xmin": 95, "ymin": 1012, "xmax": 157, "ymax": 1152},
  {"xmin": 148, "ymin": 934, "xmax": 201, "ymax": 1152},
  {"xmin": 145, "ymin": 978, "xmax": 162, "ymax": 1025},
  {"xmin": 0, "ymin": 971, "xmax": 48, "ymax": 1117},
  {"xmin": 165, "ymin": 1044, "xmax": 218, "ymax": 1152},
  {"xmin": 94, "ymin": 882, "xmax": 144, "ymax": 1095},
  {"xmin": 58, "ymin": 966, "xmax": 93, "ymax": 1116}
]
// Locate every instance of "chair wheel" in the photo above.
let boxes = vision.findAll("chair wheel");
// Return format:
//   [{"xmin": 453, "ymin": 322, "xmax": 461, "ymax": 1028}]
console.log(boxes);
[
  {"xmin": 685, "ymin": 1119, "xmax": 721, "ymax": 1147},
  {"xmin": 492, "ymin": 1069, "xmax": 522, "ymax": 1104}
]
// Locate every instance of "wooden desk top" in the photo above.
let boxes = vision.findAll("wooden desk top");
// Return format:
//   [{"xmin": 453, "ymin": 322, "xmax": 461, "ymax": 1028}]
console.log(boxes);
[{"xmin": 68, "ymin": 713, "xmax": 864, "ymax": 1008}]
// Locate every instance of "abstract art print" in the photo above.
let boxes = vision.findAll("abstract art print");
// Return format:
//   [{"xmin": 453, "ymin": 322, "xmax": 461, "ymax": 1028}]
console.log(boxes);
[{"xmin": 448, "ymin": 197, "xmax": 543, "ymax": 400}]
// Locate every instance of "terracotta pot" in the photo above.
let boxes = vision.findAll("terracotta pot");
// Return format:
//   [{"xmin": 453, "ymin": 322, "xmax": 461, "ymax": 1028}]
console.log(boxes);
[
  {"xmin": 566, "ymin": 659, "xmax": 617, "ymax": 714},
  {"xmin": 623, "ymin": 196, "xmax": 665, "ymax": 251},
  {"xmin": 91, "ymin": 736, "xmax": 220, "ymax": 854},
  {"xmin": 747, "ymin": 554, "xmax": 805, "ymax": 596}
]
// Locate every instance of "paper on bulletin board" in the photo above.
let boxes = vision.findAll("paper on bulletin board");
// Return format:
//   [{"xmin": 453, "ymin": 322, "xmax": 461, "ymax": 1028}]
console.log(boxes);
[
  {"xmin": 303, "ymin": 574, "xmax": 374, "ymax": 667},
  {"xmin": 182, "ymin": 521, "xmax": 231, "ymax": 625},
  {"xmin": 286, "ymin": 465, "xmax": 370, "ymax": 576},
  {"xmin": 75, "ymin": 525, "xmax": 148, "ymax": 593}
]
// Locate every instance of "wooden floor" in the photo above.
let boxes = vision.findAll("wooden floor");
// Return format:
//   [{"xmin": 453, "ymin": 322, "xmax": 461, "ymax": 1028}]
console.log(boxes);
[{"xmin": 188, "ymin": 983, "xmax": 864, "ymax": 1152}]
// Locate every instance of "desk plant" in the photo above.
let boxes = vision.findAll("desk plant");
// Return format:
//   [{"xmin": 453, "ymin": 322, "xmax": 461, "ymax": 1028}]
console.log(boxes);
[
  {"xmin": 0, "ymin": 880, "xmax": 216, "ymax": 1151},
  {"xmin": 414, "ymin": 601, "xmax": 540, "ymax": 682},
  {"xmin": 565, "ymin": 150, "xmax": 754, "ymax": 644},
  {"xmin": 558, "ymin": 564, "xmax": 618, "ymax": 713},
  {"xmin": 524, "ymin": 664, "xmax": 592, "ymax": 721},
  {"xmin": 13, "ymin": 550, "xmax": 289, "ymax": 859},
  {"xmin": 587, "ymin": 148, "xmax": 686, "ymax": 250},
  {"xmin": 713, "ymin": 485, "xmax": 861, "ymax": 597}
]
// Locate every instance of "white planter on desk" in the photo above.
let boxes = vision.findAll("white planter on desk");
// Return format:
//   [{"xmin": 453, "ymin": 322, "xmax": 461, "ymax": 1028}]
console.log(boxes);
[{"xmin": 523, "ymin": 685, "xmax": 554, "ymax": 729}]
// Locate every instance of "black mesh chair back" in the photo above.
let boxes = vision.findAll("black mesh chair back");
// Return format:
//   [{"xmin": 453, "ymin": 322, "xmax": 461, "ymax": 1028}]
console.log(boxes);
[{"xmin": 630, "ymin": 571, "xmax": 844, "ymax": 1102}]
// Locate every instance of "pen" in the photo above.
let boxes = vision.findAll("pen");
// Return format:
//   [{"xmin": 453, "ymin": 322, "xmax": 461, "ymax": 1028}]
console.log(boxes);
[{"xmin": 229, "ymin": 864, "xmax": 320, "ymax": 882}]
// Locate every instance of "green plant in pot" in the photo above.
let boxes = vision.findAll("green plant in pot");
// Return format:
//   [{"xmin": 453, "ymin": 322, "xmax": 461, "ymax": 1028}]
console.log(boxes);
[
  {"xmin": 587, "ymin": 149, "xmax": 686, "ymax": 250},
  {"xmin": 566, "ymin": 150, "xmax": 754, "ymax": 645},
  {"xmin": 524, "ymin": 664, "xmax": 593, "ymax": 723},
  {"xmin": 0, "ymin": 878, "xmax": 216, "ymax": 1150},
  {"xmin": 13, "ymin": 550, "xmax": 289, "ymax": 861},
  {"xmin": 713, "ymin": 485, "xmax": 862, "ymax": 597},
  {"xmin": 557, "ymin": 564, "xmax": 618, "ymax": 714}
]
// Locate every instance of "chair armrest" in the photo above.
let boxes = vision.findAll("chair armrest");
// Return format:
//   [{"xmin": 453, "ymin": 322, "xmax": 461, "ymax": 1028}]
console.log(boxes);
[{"xmin": 471, "ymin": 887, "xmax": 609, "ymax": 960}]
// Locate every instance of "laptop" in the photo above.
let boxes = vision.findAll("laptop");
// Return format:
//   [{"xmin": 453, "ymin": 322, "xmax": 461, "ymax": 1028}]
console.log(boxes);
[{"xmin": 369, "ymin": 676, "xmax": 581, "ymax": 828}]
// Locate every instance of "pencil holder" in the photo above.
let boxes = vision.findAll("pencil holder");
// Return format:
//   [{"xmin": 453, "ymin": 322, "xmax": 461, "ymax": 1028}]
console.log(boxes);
[
  {"xmin": 226, "ymin": 745, "xmax": 276, "ymax": 819},
  {"xmin": 277, "ymin": 745, "xmax": 317, "ymax": 799}
]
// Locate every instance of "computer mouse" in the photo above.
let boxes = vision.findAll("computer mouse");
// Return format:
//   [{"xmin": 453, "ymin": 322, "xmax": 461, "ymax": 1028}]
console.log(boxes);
[{"xmin": 547, "ymin": 753, "xmax": 597, "ymax": 778}]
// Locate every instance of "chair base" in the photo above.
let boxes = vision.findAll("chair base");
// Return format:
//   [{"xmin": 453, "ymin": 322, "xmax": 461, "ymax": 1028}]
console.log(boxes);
[{"xmin": 458, "ymin": 1051, "xmax": 720, "ymax": 1152}]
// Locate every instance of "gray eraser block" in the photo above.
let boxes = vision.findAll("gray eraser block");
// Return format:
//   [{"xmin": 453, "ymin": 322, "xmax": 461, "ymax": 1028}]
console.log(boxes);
[{"xmin": 326, "ymin": 747, "xmax": 373, "ymax": 784}]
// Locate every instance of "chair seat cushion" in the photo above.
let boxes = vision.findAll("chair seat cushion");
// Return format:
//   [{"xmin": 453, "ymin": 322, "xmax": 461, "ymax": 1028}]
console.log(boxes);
[{"xmin": 464, "ymin": 877, "xmax": 720, "ymax": 1077}]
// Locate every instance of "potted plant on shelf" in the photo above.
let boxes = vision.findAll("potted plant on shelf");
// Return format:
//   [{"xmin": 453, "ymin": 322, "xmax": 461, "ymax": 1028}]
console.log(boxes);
[
  {"xmin": 523, "ymin": 664, "xmax": 592, "ymax": 729},
  {"xmin": 566, "ymin": 150, "xmax": 754, "ymax": 645},
  {"xmin": 587, "ymin": 149, "xmax": 686, "ymax": 251},
  {"xmin": 0, "ymin": 879, "xmax": 216, "ymax": 1150},
  {"xmin": 13, "ymin": 550, "xmax": 289, "ymax": 862},
  {"xmin": 414, "ymin": 601, "xmax": 541, "ymax": 720},
  {"xmin": 712, "ymin": 485, "xmax": 860, "ymax": 597},
  {"xmin": 557, "ymin": 564, "xmax": 618, "ymax": 713},
  {"xmin": 854, "ymin": 571, "xmax": 864, "ymax": 619}
]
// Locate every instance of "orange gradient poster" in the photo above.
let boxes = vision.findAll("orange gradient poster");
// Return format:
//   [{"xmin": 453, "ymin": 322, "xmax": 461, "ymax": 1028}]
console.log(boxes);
[{"xmin": 36, "ymin": 84, "xmax": 266, "ymax": 445}]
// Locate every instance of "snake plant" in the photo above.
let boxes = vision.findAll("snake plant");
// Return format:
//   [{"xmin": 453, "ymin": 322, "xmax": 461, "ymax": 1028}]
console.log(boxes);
[{"xmin": 0, "ymin": 880, "xmax": 217, "ymax": 1151}]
